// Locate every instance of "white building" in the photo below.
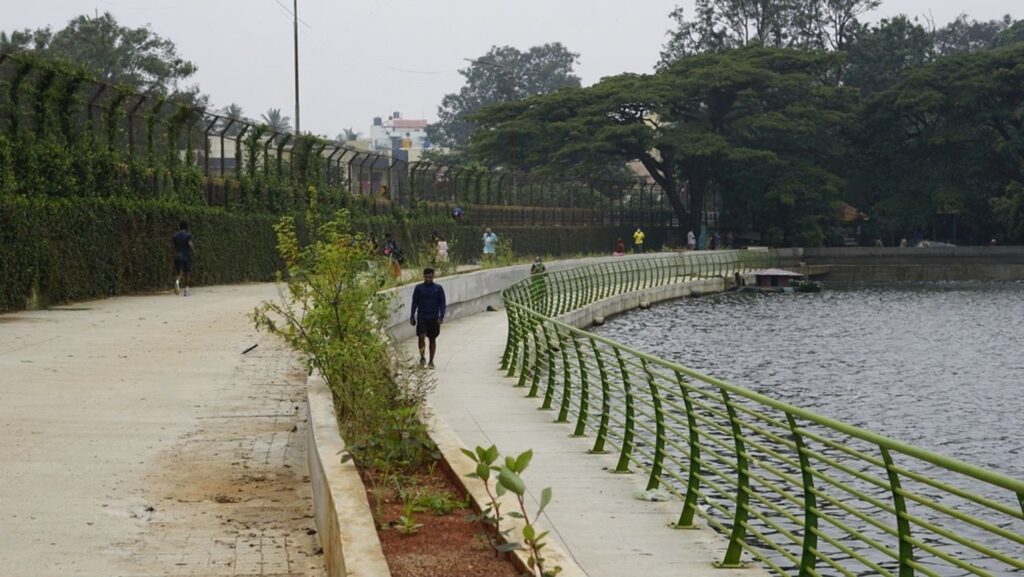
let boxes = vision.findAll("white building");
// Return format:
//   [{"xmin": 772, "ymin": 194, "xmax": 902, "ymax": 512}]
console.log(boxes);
[{"xmin": 369, "ymin": 111, "xmax": 430, "ymax": 161}]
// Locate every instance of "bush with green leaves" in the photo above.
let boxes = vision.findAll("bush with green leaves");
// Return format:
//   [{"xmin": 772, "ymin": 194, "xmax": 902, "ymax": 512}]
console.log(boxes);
[
  {"xmin": 251, "ymin": 210, "xmax": 435, "ymax": 456},
  {"xmin": 463, "ymin": 445, "xmax": 561, "ymax": 577}
]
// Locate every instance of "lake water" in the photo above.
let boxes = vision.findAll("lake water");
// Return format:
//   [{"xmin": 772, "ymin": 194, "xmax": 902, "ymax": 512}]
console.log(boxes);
[
  {"xmin": 591, "ymin": 281, "xmax": 1024, "ymax": 478},
  {"xmin": 589, "ymin": 282, "xmax": 1024, "ymax": 575}
]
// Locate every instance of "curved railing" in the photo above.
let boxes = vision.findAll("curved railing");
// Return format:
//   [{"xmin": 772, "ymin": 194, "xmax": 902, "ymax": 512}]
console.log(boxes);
[{"xmin": 500, "ymin": 251, "xmax": 1024, "ymax": 577}]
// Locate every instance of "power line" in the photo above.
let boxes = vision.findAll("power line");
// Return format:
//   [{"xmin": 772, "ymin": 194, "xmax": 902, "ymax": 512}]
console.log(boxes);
[{"xmin": 273, "ymin": 0, "xmax": 313, "ymax": 30}]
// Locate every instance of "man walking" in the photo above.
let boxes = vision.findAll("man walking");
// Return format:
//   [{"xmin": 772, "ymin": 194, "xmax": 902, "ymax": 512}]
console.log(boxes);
[
  {"xmin": 172, "ymin": 221, "xmax": 195, "ymax": 296},
  {"xmin": 410, "ymin": 268, "xmax": 446, "ymax": 369}
]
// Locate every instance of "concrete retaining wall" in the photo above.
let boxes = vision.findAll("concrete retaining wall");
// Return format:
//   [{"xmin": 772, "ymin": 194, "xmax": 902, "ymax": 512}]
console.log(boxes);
[
  {"xmin": 383, "ymin": 252, "xmax": 689, "ymax": 341},
  {"xmin": 779, "ymin": 246, "xmax": 1024, "ymax": 282},
  {"xmin": 306, "ymin": 376, "xmax": 391, "ymax": 577},
  {"xmin": 558, "ymin": 277, "xmax": 728, "ymax": 329}
]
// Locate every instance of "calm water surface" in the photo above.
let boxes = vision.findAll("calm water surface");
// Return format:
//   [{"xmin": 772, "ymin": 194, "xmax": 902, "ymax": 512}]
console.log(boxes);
[{"xmin": 592, "ymin": 281, "xmax": 1024, "ymax": 479}]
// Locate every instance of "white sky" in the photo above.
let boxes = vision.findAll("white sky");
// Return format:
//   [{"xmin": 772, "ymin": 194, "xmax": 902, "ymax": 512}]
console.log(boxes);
[{"xmin": 4, "ymin": 0, "xmax": 1020, "ymax": 139}]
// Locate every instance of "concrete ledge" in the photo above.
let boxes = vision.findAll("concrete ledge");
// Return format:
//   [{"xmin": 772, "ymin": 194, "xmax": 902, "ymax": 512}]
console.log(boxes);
[
  {"xmin": 426, "ymin": 407, "xmax": 587, "ymax": 577},
  {"xmin": 383, "ymin": 252, "xmax": 690, "ymax": 341},
  {"xmin": 306, "ymin": 375, "xmax": 391, "ymax": 577},
  {"xmin": 558, "ymin": 277, "xmax": 727, "ymax": 329}
]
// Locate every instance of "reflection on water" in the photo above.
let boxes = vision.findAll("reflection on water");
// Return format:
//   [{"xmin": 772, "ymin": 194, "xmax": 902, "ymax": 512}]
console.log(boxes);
[{"xmin": 591, "ymin": 281, "xmax": 1024, "ymax": 479}]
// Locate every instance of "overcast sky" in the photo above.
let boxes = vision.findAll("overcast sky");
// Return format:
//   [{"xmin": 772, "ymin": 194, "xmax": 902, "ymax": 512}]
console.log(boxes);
[{"xmin": 4, "ymin": 0, "xmax": 1020, "ymax": 139}]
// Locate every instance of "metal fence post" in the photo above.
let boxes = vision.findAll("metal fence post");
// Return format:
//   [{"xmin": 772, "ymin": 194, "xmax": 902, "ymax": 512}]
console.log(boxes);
[
  {"xmin": 613, "ymin": 348, "xmax": 635, "ymax": 474},
  {"xmin": 718, "ymin": 389, "xmax": 750, "ymax": 568}
]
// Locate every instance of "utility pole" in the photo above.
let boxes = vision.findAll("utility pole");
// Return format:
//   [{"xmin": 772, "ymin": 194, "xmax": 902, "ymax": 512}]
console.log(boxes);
[{"xmin": 293, "ymin": 0, "xmax": 300, "ymax": 135}]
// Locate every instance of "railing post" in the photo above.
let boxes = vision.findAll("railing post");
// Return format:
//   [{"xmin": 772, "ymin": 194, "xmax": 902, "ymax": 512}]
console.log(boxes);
[
  {"xmin": 644, "ymin": 358, "xmax": 666, "ymax": 491},
  {"xmin": 613, "ymin": 348, "xmax": 635, "ymax": 474},
  {"xmin": 515, "ymin": 313, "xmax": 535, "ymax": 389},
  {"xmin": 556, "ymin": 328, "xmax": 574, "ymax": 423},
  {"xmin": 717, "ymin": 389, "xmax": 750, "ymax": 568},
  {"xmin": 527, "ymin": 320, "xmax": 544, "ymax": 398},
  {"xmin": 539, "ymin": 322, "xmax": 558, "ymax": 410},
  {"xmin": 571, "ymin": 333, "xmax": 590, "ymax": 437},
  {"xmin": 881, "ymin": 447, "xmax": 916, "ymax": 577},
  {"xmin": 589, "ymin": 341, "xmax": 611, "ymax": 454},
  {"xmin": 501, "ymin": 301, "xmax": 518, "ymax": 373},
  {"xmin": 786, "ymin": 414, "xmax": 820, "ymax": 577},
  {"xmin": 673, "ymin": 371, "xmax": 702, "ymax": 528}
]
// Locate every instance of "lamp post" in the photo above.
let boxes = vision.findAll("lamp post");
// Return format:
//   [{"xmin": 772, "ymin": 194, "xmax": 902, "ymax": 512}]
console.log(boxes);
[{"xmin": 293, "ymin": 0, "xmax": 300, "ymax": 135}]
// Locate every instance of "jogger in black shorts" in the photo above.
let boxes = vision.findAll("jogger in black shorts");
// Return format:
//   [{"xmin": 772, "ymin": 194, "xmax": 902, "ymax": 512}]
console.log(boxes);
[
  {"xmin": 172, "ymin": 221, "xmax": 195, "ymax": 296},
  {"xmin": 410, "ymin": 268, "xmax": 446, "ymax": 369}
]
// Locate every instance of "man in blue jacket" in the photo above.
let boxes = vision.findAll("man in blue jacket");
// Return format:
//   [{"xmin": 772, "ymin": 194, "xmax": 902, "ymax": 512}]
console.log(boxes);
[{"xmin": 410, "ymin": 268, "xmax": 446, "ymax": 369}]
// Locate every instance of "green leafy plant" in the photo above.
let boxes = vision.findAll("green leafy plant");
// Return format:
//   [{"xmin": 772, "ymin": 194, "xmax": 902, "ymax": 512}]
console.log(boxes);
[
  {"xmin": 462, "ymin": 445, "xmax": 561, "ymax": 577},
  {"xmin": 395, "ymin": 500, "xmax": 424, "ymax": 535},
  {"xmin": 400, "ymin": 486, "xmax": 467, "ymax": 516}
]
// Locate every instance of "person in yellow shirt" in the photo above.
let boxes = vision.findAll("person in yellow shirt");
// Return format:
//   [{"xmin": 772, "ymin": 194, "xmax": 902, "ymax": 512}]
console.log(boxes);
[{"xmin": 632, "ymin": 227, "xmax": 646, "ymax": 253}]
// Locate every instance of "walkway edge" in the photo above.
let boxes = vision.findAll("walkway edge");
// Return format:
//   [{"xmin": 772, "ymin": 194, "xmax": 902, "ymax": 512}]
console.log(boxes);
[
  {"xmin": 425, "ymin": 405, "xmax": 589, "ymax": 577},
  {"xmin": 306, "ymin": 374, "xmax": 392, "ymax": 577}
]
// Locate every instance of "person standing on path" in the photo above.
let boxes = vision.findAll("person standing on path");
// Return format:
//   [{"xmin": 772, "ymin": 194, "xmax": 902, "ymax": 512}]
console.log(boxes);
[
  {"xmin": 383, "ymin": 233, "xmax": 403, "ymax": 278},
  {"xmin": 687, "ymin": 230, "xmax": 697, "ymax": 251},
  {"xmin": 482, "ymin": 228, "xmax": 498, "ymax": 261},
  {"xmin": 410, "ymin": 268, "xmax": 446, "ymax": 369},
  {"xmin": 632, "ymin": 227, "xmax": 645, "ymax": 253},
  {"xmin": 172, "ymin": 221, "xmax": 195, "ymax": 296}
]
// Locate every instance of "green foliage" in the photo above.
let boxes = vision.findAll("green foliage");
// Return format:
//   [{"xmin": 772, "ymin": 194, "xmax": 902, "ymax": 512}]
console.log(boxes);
[
  {"xmin": 473, "ymin": 46, "xmax": 855, "ymax": 245},
  {"xmin": 845, "ymin": 16, "xmax": 935, "ymax": 95},
  {"xmin": 2, "ymin": 11, "xmax": 199, "ymax": 96},
  {"xmin": 657, "ymin": 0, "xmax": 881, "ymax": 67},
  {"xmin": 856, "ymin": 42, "xmax": 1024, "ymax": 244},
  {"xmin": 0, "ymin": 194, "xmax": 281, "ymax": 311},
  {"xmin": 399, "ymin": 485, "xmax": 466, "ymax": 516},
  {"xmin": 427, "ymin": 43, "xmax": 581, "ymax": 152},
  {"xmin": 991, "ymin": 182, "xmax": 1024, "ymax": 243},
  {"xmin": 395, "ymin": 501, "xmax": 424, "ymax": 536},
  {"xmin": 252, "ymin": 211, "xmax": 435, "ymax": 449},
  {"xmin": 462, "ymin": 445, "xmax": 561, "ymax": 577}
]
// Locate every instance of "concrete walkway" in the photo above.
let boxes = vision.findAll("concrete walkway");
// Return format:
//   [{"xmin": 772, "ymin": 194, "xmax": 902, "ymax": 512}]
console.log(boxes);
[
  {"xmin": 0, "ymin": 284, "xmax": 324, "ymax": 577},
  {"xmin": 404, "ymin": 310, "xmax": 764, "ymax": 577}
]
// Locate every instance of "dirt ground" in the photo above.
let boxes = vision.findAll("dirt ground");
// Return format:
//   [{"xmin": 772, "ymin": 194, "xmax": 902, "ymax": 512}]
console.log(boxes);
[{"xmin": 132, "ymin": 339, "xmax": 325, "ymax": 576}]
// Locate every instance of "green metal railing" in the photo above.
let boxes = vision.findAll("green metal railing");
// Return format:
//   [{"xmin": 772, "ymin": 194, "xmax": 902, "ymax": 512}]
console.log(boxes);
[{"xmin": 500, "ymin": 251, "xmax": 1024, "ymax": 577}]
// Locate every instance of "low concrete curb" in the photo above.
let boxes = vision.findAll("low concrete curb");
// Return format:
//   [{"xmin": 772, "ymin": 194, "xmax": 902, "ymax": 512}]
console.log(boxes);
[
  {"xmin": 306, "ymin": 375, "xmax": 392, "ymax": 577},
  {"xmin": 426, "ymin": 407, "xmax": 588, "ymax": 577},
  {"xmin": 558, "ymin": 276, "xmax": 727, "ymax": 329}
]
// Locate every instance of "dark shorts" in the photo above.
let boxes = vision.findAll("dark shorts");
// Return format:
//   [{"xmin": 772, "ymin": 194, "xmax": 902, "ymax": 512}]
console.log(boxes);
[
  {"xmin": 416, "ymin": 318, "xmax": 441, "ymax": 339},
  {"xmin": 174, "ymin": 258, "xmax": 192, "ymax": 273}
]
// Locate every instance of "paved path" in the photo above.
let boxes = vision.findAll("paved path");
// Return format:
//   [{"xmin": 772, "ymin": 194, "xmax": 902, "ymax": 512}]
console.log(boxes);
[
  {"xmin": 0, "ymin": 285, "xmax": 324, "ymax": 577},
  {"xmin": 404, "ymin": 310, "xmax": 763, "ymax": 577}
]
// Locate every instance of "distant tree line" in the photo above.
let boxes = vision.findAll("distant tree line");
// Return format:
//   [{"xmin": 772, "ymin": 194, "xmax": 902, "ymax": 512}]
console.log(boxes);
[{"xmin": 433, "ymin": 4, "xmax": 1024, "ymax": 245}]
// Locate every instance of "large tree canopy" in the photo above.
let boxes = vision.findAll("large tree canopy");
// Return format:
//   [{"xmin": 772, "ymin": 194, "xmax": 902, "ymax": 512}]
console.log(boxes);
[
  {"xmin": 657, "ymin": 0, "xmax": 880, "ymax": 67},
  {"xmin": 426, "ymin": 43, "xmax": 581, "ymax": 156},
  {"xmin": 473, "ymin": 47, "xmax": 856, "ymax": 244},
  {"xmin": 858, "ymin": 43, "xmax": 1024, "ymax": 243},
  {"xmin": 1, "ymin": 12, "xmax": 198, "ymax": 95}
]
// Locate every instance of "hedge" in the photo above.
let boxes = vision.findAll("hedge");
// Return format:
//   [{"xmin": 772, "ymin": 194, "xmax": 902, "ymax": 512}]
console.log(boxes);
[{"xmin": 0, "ymin": 195, "xmax": 284, "ymax": 311}]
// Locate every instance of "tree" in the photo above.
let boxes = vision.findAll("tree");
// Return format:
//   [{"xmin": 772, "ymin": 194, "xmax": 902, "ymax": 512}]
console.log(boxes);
[
  {"xmin": 857, "ymin": 43, "xmax": 1024, "ymax": 243},
  {"xmin": 1, "ymin": 12, "xmax": 198, "ymax": 95},
  {"xmin": 934, "ymin": 14, "xmax": 1015, "ymax": 55},
  {"xmin": 656, "ymin": 0, "xmax": 880, "ymax": 68},
  {"xmin": 995, "ymin": 20, "xmax": 1024, "ymax": 48},
  {"xmin": 261, "ymin": 108, "xmax": 292, "ymax": 134},
  {"xmin": 844, "ymin": 16, "xmax": 934, "ymax": 95},
  {"xmin": 426, "ymin": 43, "xmax": 581, "ymax": 152},
  {"xmin": 218, "ymin": 103, "xmax": 245, "ymax": 136},
  {"xmin": 337, "ymin": 128, "xmax": 361, "ymax": 142},
  {"xmin": 474, "ymin": 47, "xmax": 856, "ymax": 244}
]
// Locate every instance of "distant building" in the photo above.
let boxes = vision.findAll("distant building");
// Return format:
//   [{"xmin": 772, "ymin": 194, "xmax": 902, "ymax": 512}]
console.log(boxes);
[{"xmin": 369, "ymin": 111, "xmax": 431, "ymax": 162}]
